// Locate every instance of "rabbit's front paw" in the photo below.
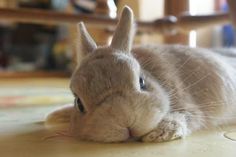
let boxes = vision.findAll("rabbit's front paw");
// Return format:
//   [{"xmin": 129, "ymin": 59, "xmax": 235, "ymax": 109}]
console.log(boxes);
[{"xmin": 142, "ymin": 117, "xmax": 189, "ymax": 142}]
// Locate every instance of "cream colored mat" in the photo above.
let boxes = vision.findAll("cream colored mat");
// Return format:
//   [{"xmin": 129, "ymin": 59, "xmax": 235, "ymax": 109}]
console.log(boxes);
[
  {"xmin": 0, "ymin": 105, "xmax": 236, "ymax": 157},
  {"xmin": 0, "ymin": 79, "xmax": 235, "ymax": 157}
]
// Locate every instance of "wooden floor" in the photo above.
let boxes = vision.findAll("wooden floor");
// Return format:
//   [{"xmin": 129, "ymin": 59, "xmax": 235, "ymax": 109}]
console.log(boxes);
[{"xmin": 0, "ymin": 78, "xmax": 236, "ymax": 157}]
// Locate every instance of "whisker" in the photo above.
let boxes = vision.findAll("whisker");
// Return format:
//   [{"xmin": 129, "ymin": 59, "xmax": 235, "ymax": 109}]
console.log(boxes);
[
  {"xmin": 161, "ymin": 55, "xmax": 192, "ymax": 86},
  {"xmin": 171, "ymin": 101, "xmax": 230, "ymax": 112},
  {"xmin": 187, "ymin": 114, "xmax": 236, "ymax": 119},
  {"xmin": 182, "ymin": 73, "xmax": 211, "ymax": 91},
  {"xmin": 168, "ymin": 73, "xmax": 210, "ymax": 99},
  {"xmin": 42, "ymin": 131, "xmax": 74, "ymax": 141}
]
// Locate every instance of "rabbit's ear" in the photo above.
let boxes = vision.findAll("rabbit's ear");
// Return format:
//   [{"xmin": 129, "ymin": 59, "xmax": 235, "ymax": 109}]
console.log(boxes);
[
  {"xmin": 77, "ymin": 22, "xmax": 97, "ymax": 57},
  {"xmin": 110, "ymin": 6, "xmax": 135, "ymax": 53}
]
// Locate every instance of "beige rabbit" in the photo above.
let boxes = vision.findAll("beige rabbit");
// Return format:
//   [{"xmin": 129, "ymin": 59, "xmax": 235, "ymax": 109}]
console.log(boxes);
[{"xmin": 46, "ymin": 6, "xmax": 236, "ymax": 142}]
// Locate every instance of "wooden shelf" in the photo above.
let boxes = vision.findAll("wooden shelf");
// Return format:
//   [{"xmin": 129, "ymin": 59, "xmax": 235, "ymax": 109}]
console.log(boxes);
[{"xmin": 0, "ymin": 8, "xmax": 230, "ymax": 33}]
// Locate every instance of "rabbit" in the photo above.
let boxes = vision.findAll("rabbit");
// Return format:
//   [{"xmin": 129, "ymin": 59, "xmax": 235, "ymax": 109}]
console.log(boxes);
[{"xmin": 46, "ymin": 6, "xmax": 236, "ymax": 143}]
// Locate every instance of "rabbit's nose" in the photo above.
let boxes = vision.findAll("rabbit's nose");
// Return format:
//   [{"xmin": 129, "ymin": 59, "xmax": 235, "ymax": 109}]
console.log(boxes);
[
  {"xmin": 128, "ymin": 128, "xmax": 133, "ymax": 137},
  {"xmin": 128, "ymin": 127, "xmax": 138, "ymax": 138}
]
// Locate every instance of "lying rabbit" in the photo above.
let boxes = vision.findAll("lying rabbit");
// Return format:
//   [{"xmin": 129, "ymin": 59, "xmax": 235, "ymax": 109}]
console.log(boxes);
[{"xmin": 46, "ymin": 6, "xmax": 236, "ymax": 142}]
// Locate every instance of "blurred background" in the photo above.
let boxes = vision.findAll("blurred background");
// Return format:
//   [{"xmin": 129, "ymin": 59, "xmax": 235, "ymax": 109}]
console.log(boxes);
[
  {"xmin": 0, "ymin": 0, "xmax": 234, "ymax": 78},
  {"xmin": 0, "ymin": 2, "xmax": 236, "ymax": 154}
]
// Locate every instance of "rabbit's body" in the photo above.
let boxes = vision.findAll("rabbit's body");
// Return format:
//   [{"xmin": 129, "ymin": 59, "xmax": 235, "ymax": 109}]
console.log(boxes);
[
  {"xmin": 133, "ymin": 45, "xmax": 236, "ymax": 127},
  {"xmin": 46, "ymin": 7, "xmax": 236, "ymax": 143}
]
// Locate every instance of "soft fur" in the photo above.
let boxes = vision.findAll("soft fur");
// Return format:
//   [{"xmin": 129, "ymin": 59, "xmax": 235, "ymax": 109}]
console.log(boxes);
[{"xmin": 46, "ymin": 6, "xmax": 236, "ymax": 142}]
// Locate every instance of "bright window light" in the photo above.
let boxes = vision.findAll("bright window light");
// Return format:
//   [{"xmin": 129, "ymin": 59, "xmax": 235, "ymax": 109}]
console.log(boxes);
[{"xmin": 189, "ymin": 30, "xmax": 197, "ymax": 47}]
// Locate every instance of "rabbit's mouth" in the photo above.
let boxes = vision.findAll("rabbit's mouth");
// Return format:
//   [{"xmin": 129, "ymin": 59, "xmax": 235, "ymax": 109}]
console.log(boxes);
[{"xmin": 126, "ymin": 128, "xmax": 143, "ymax": 142}]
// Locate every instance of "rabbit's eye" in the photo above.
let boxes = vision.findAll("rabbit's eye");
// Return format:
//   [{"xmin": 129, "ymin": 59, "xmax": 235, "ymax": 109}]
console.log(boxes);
[
  {"xmin": 139, "ymin": 77, "xmax": 146, "ymax": 90},
  {"xmin": 74, "ymin": 97, "xmax": 85, "ymax": 113}
]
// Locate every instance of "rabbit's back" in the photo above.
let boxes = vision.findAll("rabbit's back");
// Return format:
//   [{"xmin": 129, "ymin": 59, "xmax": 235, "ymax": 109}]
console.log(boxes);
[{"xmin": 132, "ymin": 44, "xmax": 236, "ymax": 125}]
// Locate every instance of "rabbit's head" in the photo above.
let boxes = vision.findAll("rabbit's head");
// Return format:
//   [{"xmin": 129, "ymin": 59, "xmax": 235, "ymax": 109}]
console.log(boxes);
[{"xmin": 70, "ymin": 6, "xmax": 170, "ymax": 142}]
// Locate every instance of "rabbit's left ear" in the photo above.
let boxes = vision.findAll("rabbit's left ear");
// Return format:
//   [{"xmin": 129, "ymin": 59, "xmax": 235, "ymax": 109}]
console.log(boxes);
[
  {"xmin": 110, "ymin": 6, "xmax": 135, "ymax": 53},
  {"xmin": 77, "ymin": 22, "xmax": 97, "ymax": 58}
]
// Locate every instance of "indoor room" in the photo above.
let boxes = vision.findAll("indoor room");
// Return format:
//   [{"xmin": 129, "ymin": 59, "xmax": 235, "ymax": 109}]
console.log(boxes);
[{"xmin": 0, "ymin": 0, "xmax": 235, "ymax": 157}]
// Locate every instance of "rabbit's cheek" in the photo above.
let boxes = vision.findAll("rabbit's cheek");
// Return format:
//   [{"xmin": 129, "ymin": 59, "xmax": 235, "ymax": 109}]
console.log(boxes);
[
  {"xmin": 69, "ymin": 112, "xmax": 130, "ymax": 142},
  {"xmin": 76, "ymin": 123, "xmax": 130, "ymax": 142}
]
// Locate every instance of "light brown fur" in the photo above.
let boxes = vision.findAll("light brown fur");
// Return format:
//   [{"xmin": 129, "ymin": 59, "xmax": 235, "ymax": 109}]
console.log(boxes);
[{"xmin": 46, "ymin": 6, "xmax": 236, "ymax": 142}]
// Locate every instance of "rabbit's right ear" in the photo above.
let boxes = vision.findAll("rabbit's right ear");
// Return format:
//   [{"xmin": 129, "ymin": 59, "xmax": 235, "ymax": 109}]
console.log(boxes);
[
  {"xmin": 110, "ymin": 6, "xmax": 135, "ymax": 53},
  {"xmin": 77, "ymin": 22, "xmax": 97, "ymax": 59}
]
